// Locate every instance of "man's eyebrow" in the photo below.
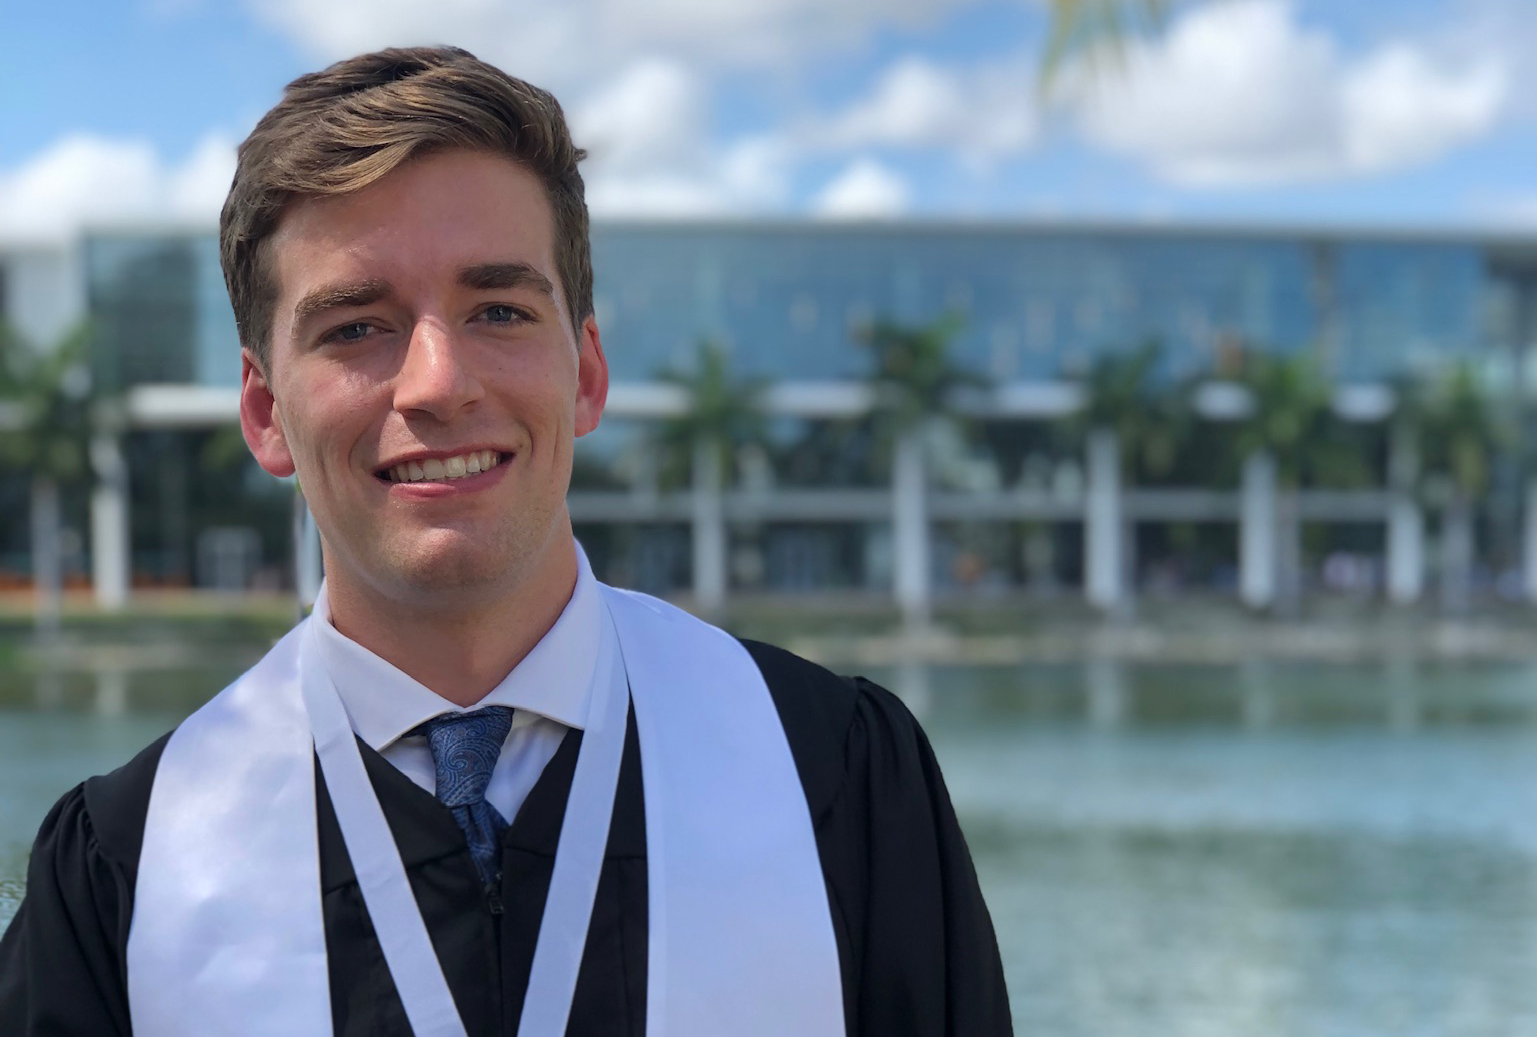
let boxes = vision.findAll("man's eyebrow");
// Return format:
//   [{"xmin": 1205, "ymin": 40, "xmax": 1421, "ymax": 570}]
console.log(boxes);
[
  {"xmin": 292, "ymin": 279, "xmax": 393, "ymax": 328},
  {"xmin": 458, "ymin": 262, "xmax": 556, "ymax": 299}
]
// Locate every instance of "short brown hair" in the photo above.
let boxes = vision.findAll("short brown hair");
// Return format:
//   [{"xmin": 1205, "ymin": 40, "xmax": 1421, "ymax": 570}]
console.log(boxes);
[{"xmin": 220, "ymin": 46, "xmax": 592, "ymax": 367}]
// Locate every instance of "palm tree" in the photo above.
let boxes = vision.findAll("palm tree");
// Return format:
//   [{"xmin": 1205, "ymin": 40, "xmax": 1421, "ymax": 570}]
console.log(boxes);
[
  {"xmin": 1232, "ymin": 351, "xmax": 1367, "ymax": 612},
  {"xmin": 1413, "ymin": 363, "xmax": 1506, "ymax": 613},
  {"xmin": 857, "ymin": 314, "xmax": 978, "ymax": 441},
  {"xmin": 654, "ymin": 339, "xmax": 769, "ymax": 488},
  {"xmin": 653, "ymin": 339, "xmax": 768, "ymax": 614},
  {"xmin": 1075, "ymin": 341, "xmax": 1194, "ymax": 477},
  {"xmin": 0, "ymin": 322, "xmax": 97, "ymax": 638},
  {"xmin": 1072, "ymin": 341, "xmax": 1191, "ymax": 609},
  {"xmin": 855, "ymin": 314, "xmax": 980, "ymax": 623}
]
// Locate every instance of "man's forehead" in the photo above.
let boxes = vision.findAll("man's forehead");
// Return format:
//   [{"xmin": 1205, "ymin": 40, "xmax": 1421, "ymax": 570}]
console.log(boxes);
[
  {"xmin": 271, "ymin": 150, "xmax": 555, "ymax": 253},
  {"xmin": 265, "ymin": 151, "xmax": 562, "ymax": 307}
]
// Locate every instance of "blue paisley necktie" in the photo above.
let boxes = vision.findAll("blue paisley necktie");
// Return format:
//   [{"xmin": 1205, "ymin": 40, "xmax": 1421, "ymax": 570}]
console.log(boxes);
[{"xmin": 414, "ymin": 706, "xmax": 515, "ymax": 887}]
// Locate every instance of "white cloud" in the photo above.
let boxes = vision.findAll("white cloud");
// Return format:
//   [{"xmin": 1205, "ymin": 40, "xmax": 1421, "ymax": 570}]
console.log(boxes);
[
  {"xmin": 1342, "ymin": 44, "xmax": 1505, "ymax": 173},
  {"xmin": 168, "ymin": 133, "xmax": 240, "ymax": 219},
  {"xmin": 582, "ymin": 135, "xmax": 792, "ymax": 218},
  {"xmin": 243, "ymin": 0, "xmax": 972, "ymax": 89},
  {"xmin": 573, "ymin": 59, "xmax": 710, "ymax": 176},
  {"xmin": 1069, "ymin": 0, "xmax": 1507, "ymax": 186},
  {"xmin": 573, "ymin": 59, "xmax": 790, "ymax": 216},
  {"xmin": 0, "ymin": 133, "xmax": 236, "ymax": 245},
  {"xmin": 813, "ymin": 159, "xmax": 911, "ymax": 219},
  {"xmin": 811, "ymin": 55, "xmax": 1036, "ymax": 164}
]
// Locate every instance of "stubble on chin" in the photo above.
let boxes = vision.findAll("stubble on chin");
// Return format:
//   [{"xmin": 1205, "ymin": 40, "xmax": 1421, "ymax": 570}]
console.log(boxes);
[{"xmin": 372, "ymin": 511, "xmax": 561, "ymax": 609}]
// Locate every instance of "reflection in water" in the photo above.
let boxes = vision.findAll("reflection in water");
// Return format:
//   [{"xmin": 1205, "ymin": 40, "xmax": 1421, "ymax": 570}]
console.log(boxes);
[
  {"xmin": 973, "ymin": 821, "xmax": 1537, "ymax": 1037},
  {"xmin": 1239, "ymin": 658, "xmax": 1273, "ymax": 730},
  {"xmin": 893, "ymin": 657, "xmax": 932, "ymax": 719},
  {"xmin": 1387, "ymin": 654, "xmax": 1421, "ymax": 732},
  {"xmin": 33, "ymin": 669, "xmax": 62, "ymax": 711},
  {"xmin": 1086, "ymin": 656, "xmax": 1125, "ymax": 729},
  {"xmin": 95, "ymin": 669, "xmax": 128, "ymax": 718},
  {"xmin": 0, "ymin": 875, "xmax": 22, "ymax": 929}
]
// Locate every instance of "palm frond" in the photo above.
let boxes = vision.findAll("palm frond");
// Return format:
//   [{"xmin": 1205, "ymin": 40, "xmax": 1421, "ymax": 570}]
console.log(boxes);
[
  {"xmin": 856, "ymin": 313, "xmax": 980, "ymax": 434},
  {"xmin": 1040, "ymin": 0, "xmax": 1169, "ymax": 88},
  {"xmin": 651, "ymin": 339, "xmax": 769, "ymax": 487}
]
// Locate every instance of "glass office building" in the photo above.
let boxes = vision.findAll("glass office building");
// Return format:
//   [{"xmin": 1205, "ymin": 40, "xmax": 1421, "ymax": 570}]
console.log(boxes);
[{"xmin": 68, "ymin": 221, "xmax": 1537, "ymax": 595}]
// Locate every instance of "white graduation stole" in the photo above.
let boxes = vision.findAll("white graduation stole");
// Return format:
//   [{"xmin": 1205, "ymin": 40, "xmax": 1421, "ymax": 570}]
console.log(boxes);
[{"xmin": 126, "ymin": 582, "xmax": 844, "ymax": 1036}]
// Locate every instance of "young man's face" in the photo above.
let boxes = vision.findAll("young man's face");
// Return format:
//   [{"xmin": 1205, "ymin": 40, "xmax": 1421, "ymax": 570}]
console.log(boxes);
[{"xmin": 239, "ymin": 148, "xmax": 608, "ymax": 609}]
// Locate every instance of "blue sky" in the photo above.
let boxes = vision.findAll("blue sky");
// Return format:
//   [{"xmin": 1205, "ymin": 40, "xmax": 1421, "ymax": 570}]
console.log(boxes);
[{"xmin": 3, "ymin": 0, "xmax": 1534, "ymax": 242}]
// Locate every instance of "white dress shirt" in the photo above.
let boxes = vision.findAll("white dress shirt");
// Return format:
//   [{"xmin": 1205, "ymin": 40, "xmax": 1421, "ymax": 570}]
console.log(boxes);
[{"xmin": 308, "ymin": 553, "xmax": 604, "ymax": 826}]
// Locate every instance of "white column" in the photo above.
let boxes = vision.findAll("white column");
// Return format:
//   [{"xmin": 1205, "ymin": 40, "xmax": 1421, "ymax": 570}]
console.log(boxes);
[
  {"xmin": 1084, "ymin": 428, "xmax": 1123, "ymax": 611},
  {"xmin": 1524, "ymin": 478, "xmax": 1537, "ymax": 605},
  {"xmin": 89, "ymin": 432, "xmax": 130, "ymax": 610},
  {"xmin": 1386, "ymin": 423, "xmax": 1423, "ymax": 604},
  {"xmin": 293, "ymin": 490, "xmax": 323, "ymax": 612},
  {"xmin": 1387, "ymin": 497, "xmax": 1424, "ymax": 605},
  {"xmin": 1240, "ymin": 450, "xmax": 1278, "ymax": 609},
  {"xmin": 892, "ymin": 427, "xmax": 931, "ymax": 624},
  {"xmin": 691, "ymin": 436, "xmax": 727, "ymax": 616}
]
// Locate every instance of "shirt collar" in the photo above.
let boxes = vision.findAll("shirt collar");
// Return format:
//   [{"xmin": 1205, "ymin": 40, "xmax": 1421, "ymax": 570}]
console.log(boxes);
[{"xmin": 309, "ymin": 542, "xmax": 602, "ymax": 751}]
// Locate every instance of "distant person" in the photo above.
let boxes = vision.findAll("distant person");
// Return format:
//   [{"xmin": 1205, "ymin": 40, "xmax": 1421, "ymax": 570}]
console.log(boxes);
[{"xmin": 0, "ymin": 46, "xmax": 1010, "ymax": 1036}]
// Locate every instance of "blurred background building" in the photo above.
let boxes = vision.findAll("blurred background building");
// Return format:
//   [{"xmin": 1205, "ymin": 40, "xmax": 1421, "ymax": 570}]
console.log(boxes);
[{"xmin": 6, "ymin": 217, "xmax": 1537, "ymax": 617}]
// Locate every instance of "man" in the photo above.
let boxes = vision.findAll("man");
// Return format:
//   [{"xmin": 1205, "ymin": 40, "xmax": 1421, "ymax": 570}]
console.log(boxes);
[{"xmin": 0, "ymin": 46, "xmax": 1011, "ymax": 1036}]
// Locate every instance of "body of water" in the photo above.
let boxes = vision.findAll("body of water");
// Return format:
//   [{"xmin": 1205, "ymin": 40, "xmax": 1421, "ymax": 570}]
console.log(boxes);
[{"xmin": 6, "ymin": 657, "xmax": 1537, "ymax": 1035}]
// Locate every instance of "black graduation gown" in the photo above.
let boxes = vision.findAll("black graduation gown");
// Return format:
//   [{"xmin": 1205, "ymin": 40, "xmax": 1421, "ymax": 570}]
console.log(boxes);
[{"xmin": 0, "ymin": 640, "xmax": 1012, "ymax": 1035}]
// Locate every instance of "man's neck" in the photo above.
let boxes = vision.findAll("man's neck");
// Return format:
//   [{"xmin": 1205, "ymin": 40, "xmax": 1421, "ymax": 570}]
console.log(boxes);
[{"xmin": 321, "ymin": 535, "xmax": 579, "ymax": 707}]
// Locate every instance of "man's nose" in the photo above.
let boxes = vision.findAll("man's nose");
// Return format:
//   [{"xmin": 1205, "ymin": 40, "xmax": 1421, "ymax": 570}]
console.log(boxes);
[{"xmin": 393, "ymin": 320, "xmax": 484, "ymax": 420}]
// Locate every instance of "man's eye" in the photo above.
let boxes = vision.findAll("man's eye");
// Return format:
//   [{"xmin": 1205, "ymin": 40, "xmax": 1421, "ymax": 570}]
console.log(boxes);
[
  {"xmin": 482, "ymin": 304, "xmax": 521, "ymax": 325},
  {"xmin": 325, "ymin": 322, "xmax": 373, "ymax": 343}
]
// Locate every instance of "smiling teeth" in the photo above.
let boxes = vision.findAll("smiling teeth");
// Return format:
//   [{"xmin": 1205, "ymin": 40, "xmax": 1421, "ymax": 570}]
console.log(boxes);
[{"xmin": 389, "ymin": 450, "xmax": 500, "ymax": 483}]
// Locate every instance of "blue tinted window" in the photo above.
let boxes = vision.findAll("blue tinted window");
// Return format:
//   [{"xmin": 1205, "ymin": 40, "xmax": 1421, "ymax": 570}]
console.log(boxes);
[{"xmin": 86, "ymin": 225, "xmax": 1493, "ymax": 389}]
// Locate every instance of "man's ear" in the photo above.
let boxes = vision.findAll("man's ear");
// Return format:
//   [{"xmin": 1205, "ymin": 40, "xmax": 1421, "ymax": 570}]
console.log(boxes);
[
  {"xmin": 240, "ymin": 349, "xmax": 296, "ymax": 478},
  {"xmin": 574, "ymin": 314, "xmax": 609, "ymax": 439}
]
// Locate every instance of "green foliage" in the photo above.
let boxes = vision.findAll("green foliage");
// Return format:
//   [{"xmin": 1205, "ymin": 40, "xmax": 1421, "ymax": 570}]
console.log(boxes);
[
  {"xmin": 1232, "ymin": 351, "xmax": 1370, "ymax": 489},
  {"xmin": 653, "ymin": 339, "xmax": 769, "ymax": 487},
  {"xmin": 857, "ymin": 313, "xmax": 980, "ymax": 434},
  {"xmin": 1074, "ymin": 340, "xmax": 1191, "ymax": 481},
  {"xmin": 1412, "ymin": 362, "xmax": 1506, "ymax": 499},
  {"xmin": 0, "ymin": 321, "xmax": 98, "ymax": 485},
  {"xmin": 851, "ymin": 313, "xmax": 986, "ymax": 483}
]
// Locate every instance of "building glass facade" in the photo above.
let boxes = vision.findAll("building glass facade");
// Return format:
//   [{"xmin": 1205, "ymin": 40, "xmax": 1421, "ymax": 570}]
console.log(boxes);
[
  {"xmin": 588, "ymin": 224, "xmax": 1490, "ymax": 385},
  {"xmin": 81, "ymin": 222, "xmax": 1504, "ymax": 392},
  {"xmin": 85, "ymin": 233, "xmax": 240, "ymax": 391}
]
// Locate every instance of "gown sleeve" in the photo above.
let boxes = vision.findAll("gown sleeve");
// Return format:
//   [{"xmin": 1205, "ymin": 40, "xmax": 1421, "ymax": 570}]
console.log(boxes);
[
  {"xmin": 832, "ymin": 677, "xmax": 1014, "ymax": 1037},
  {"xmin": 745, "ymin": 638, "xmax": 1013, "ymax": 1037},
  {"xmin": 0, "ymin": 784, "xmax": 137, "ymax": 1037}
]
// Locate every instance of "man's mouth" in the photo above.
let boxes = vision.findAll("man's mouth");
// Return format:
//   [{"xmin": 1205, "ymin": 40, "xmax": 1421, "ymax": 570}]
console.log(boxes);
[{"xmin": 380, "ymin": 450, "xmax": 507, "ymax": 484}]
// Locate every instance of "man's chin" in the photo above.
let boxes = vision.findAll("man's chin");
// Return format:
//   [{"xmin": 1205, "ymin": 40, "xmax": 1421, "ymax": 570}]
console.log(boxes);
[
  {"xmin": 393, "ymin": 556, "xmax": 512, "ymax": 597},
  {"xmin": 352, "ymin": 519, "xmax": 564, "ymax": 608}
]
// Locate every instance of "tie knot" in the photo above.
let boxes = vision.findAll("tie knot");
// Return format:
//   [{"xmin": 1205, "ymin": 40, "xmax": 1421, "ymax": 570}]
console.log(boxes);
[{"xmin": 415, "ymin": 706, "xmax": 514, "ymax": 808}]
